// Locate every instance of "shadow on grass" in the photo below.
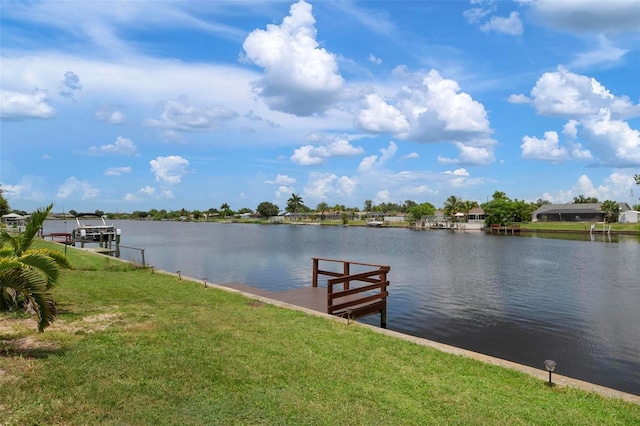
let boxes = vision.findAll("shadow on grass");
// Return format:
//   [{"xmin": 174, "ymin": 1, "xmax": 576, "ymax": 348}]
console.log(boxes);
[{"xmin": 0, "ymin": 339, "xmax": 65, "ymax": 359}]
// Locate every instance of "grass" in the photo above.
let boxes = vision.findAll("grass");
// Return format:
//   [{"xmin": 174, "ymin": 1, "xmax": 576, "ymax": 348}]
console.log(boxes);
[
  {"xmin": 1, "ymin": 242, "xmax": 639, "ymax": 425},
  {"xmin": 520, "ymin": 221, "xmax": 639, "ymax": 232}
]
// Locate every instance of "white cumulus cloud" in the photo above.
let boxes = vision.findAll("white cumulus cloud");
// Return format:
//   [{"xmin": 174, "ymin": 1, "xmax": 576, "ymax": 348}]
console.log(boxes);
[
  {"xmin": 368, "ymin": 54, "xmax": 382, "ymax": 64},
  {"xmin": 242, "ymin": 0, "xmax": 344, "ymax": 116},
  {"xmin": 56, "ymin": 177, "xmax": 99, "ymax": 200},
  {"xmin": 145, "ymin": 95, "xmax": 238, "ymax": 136},
  {"xmin": 265, "ymin": 174, "xmax": 297, "ymax": 185},
  {"xmin": 357, "ymin": 94, "xmax": 409, "ymax": 135},
  {"xmin": 521, "ymin": 67, "xmax": 639, "ymax": 166},
  {"xmin": 542, "ymin": 172, "xmax": 637, "ymax": 204},
  {"xmin": 303, "ymin": 172, "xmax": 356, "ymax": 201},
  {"xmin": 438, "ymin": 141, "xmax": 496, "ymax": 165},
  {"xmin": 444, "ymin": 168, "xmax": 470, "ymax": 176},
  {"xmin": 96, "ymin": 107, "xmax": 126, "ymax": 124},
  {"xmin": 401, "ymin": 152, "xmax": 419, "ymax": 160},
  {"xmin": 507, "ymin": 93, "xmax": 530, "ymax": 104},
  {"xmin": 521, "ymin": 131, "xmax": 569, "ymax": 162},
  {"xmin": 530, "ymin": 66, "xmax": 640, "ymax": 119},
  {"xmin": 480, "ymin": 11, "xmax": 524, "ymax": 36},
  {"xmin": 276, "ymin": 185, "xmax": 295, "ymax": 200},
  {"xmin": 0, "ymin": 89, "xmax": 56, "ymax": 120},
  {"xmin": 580, "ymin": 109, "xmax": 640, "ymax": 166},
  {"xmin": 89, "ymin": 136, "xmax": 137, "ymax": 156},
  {"xmin": 150, "ymin": 155, "xmax": 189, "ymax": 184},
  {"xmin": 124, "ymin": 185, "xmax": 156, "ymax": 202},
  {"xmin": 357, "ymin": 69, "xmax": 496, "ymax": 165},
  {"xmin": 358, "ymin": 141, "xmax": 397, "ymax": 173},
  {"xmin": 291, "ymin": 138, "xmax": 364, "ymax": 165},
  {"xmin": 104, "ymin": 166, "xmax": 132, "ymax": 176}
]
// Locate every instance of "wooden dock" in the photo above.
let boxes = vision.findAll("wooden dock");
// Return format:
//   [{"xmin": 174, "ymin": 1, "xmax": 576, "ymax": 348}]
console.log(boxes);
[
  {"xmin": 43, "ymin": 232, "xmax": 73, "ymax": 244},
  {"xmin": 219, "ymin": 258, "xmax": 390, "ymax": 327},
  {"xmin": 221, "ymin": 283, "xmax": 328, "ymax": 312},
  {"xmin": 489, "ymin": 224, "xmax": 521, "ymax": 235}
]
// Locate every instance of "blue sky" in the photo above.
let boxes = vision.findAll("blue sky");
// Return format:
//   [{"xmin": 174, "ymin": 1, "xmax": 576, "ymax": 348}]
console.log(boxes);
[{"xmin": 1, "ymin": 0, "xmax": 639, "ymax": 213}]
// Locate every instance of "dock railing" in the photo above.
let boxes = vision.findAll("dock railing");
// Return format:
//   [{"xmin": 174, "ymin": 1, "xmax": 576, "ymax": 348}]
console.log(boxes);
[{"xmin": 312, "ymin": 257, "xmax": 390, "ymax": 327}]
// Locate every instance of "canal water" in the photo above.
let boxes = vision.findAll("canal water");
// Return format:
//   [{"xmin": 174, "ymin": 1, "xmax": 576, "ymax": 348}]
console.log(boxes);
[{"xmin": 44, "ymin": 220, "xmax": 640, "ymax": 395}]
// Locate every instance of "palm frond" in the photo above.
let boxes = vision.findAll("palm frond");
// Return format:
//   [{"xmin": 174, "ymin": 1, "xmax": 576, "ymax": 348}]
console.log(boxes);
[
  {"xmin": 19, "ymin": 251, "xmax": 61, "ymax": 289},
  {"xmin": 32, "ymin": 248, "xmax": 73, "ymax": 270},
  {"xmin": 0, "ymin": 257, "xmax": 22, "ymax": 273},
  {"xmin": 17, "ymin": 203, "xmax": 54, "ymax": 255},
  {"xmin": 0, "ymin": 268, "xmax": 55, "ymax": 331},
  {"xmin": 0, "ymin": 247, "xmax": 16, "ymax": 257},
  {"xmin": 0, "ymin": 230, "xmax": 20, "ymax": 252}
]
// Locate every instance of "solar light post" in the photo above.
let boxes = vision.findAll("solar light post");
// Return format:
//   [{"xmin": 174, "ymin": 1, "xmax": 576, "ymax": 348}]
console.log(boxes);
[{"xmin": 544, "ymin": 359, "xmax": 557, "ymax": 386}]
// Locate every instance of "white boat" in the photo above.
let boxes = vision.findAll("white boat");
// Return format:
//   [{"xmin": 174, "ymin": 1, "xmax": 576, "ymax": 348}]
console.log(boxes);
[
  {"xmin": 366, "ymin": 219, "xmax": 385, "ymax": 227},
  {"xmin": 72, "ymin": 214, "xmax": 120, "ymax": 243}
]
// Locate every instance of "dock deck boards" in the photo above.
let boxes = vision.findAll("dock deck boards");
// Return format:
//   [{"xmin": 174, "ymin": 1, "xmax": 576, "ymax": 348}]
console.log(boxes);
[
  {"xmin": 219, "ymin": 282, "xmax": 275, "ymax": 297},
  {"xmin": 218, "ymin": 283, "xmax": 379, "ymax": 315},
  {"xmin": 219, "ymin": 283, "xmax": 327, "ymax": 312},
  {"xmin": 87, "ymin": 247, "xmax": 117, "ymax": 255},
  {"xmin": 269, "ymin": 287, "xmax": 328, "ymax": 312}
]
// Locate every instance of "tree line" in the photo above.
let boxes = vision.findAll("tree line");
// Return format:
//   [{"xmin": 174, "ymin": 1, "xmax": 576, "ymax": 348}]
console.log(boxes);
[{"xmin": 1, "ymin": 183, "xmax": 639, "ymax": 225}]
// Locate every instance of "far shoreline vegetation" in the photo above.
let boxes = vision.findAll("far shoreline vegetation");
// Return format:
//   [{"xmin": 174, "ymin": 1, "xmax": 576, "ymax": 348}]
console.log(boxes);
[
  {"xmin": 44, "ymin": 214, "xmax": 640, "ymax": 235},
  {"xmin": 2, "ymin": 185, "xmax": 640, "ymax": 234},
  {"xmin": 41, "ymin": 192, "xmax": 640, "ymax": 235}
]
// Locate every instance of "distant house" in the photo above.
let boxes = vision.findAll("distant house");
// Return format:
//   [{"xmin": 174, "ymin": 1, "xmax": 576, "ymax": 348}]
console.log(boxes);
[
  {"xmin": 1, "ymin": 213, "xmax": 27, "ymax": 227},
  {"xmin": 531, "ymin": 202, "xmax": 631, "ymax": 222},
  {"xmin": 384, "ymin": 213, "xmax": 408, "ymax": 223},
  {"xmin": 618, "ymin": 210, "xmax": 639, "ymax": 223},
  {"xmin": 467, "ymin": 207, "xmax": 485, "ymax": 222}
]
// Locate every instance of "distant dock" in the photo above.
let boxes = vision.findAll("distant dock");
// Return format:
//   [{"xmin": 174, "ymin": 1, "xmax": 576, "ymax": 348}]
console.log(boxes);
[{"xmin": 488, "ymin": 224, "xmax": 521, "ymax": 235}]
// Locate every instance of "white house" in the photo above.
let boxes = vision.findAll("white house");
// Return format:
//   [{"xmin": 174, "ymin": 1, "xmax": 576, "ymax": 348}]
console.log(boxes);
[
  {"xmin": 1, "ymin": 213, "xmax": 27, "ymax": 227},
  {"xmin": 618, "ymin": 210, "xmax": 639, "ymax": 223}
]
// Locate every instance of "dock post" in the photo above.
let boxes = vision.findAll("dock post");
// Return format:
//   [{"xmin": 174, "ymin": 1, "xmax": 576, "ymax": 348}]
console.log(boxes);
[
  {"xmin": 115, "ymin": 229, "xmax": 121, "ymax": 258},
  {"xmin": 343, "ymin": 261, "xmax": 350, "ymax": 290},
  {"xmin": 381, "ymin": 307, "xmax": 387, "ymax": 329},
  {"xmin": 312, "ymin": 258, "xmax": 318, "ymax": 287},
  {"xmin": 141, "ymin": 249, "xmax": 145, "ymax": 267}
]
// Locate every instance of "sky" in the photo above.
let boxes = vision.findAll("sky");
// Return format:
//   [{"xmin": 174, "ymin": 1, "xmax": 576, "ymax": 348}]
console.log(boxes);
[{"xmin": 1, "ymin": 0, "xmax": 639, "ymax": 214}]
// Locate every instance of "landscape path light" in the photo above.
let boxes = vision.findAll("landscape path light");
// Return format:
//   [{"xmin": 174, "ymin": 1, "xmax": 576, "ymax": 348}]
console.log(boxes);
[{"xmin": 544, "ymin": 359, "xmax": 557, "ymax": 386}]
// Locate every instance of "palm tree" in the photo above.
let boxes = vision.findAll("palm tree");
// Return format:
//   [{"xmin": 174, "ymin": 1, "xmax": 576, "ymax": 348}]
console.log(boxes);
[
  {"xmin": 0, "ymin": 203, "xmax": 71, "ymax": 331},
  {"xmin": 460, "ymin": 200, "xmax": 479, "ymax": 222},
  {"xmin": 443, "ymin": 195, "xmax": 462, "ymax": 222},
  {"xmin": 220, "ymin": 203, "xmax": 230, "ymax": 219},
  {"xmin": 287, "ymin": 193, "xmax": 304, "ymax": 213},
  {"xmin": 316, "ymin": 202, "xmax": 330, "ymax": 221},
  {"xmin": 600, "ymin": 200, "xmax": 620, "ymax": 223}
]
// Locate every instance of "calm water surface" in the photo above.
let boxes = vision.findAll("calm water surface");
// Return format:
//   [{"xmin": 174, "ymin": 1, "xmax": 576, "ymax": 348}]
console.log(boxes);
[{"xmin": 44, "ymin": 220, "xmax": 640, "ymax": 395}]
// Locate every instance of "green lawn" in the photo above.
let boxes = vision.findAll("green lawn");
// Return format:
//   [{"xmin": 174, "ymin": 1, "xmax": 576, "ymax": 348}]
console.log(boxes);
[
  {"xmin": 1, "ymin": 243, "xmax": 639, "ymax": 425},
  {"xmin": 521, "ymin": 221, "xmax": 640, "ymax": 233}
]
